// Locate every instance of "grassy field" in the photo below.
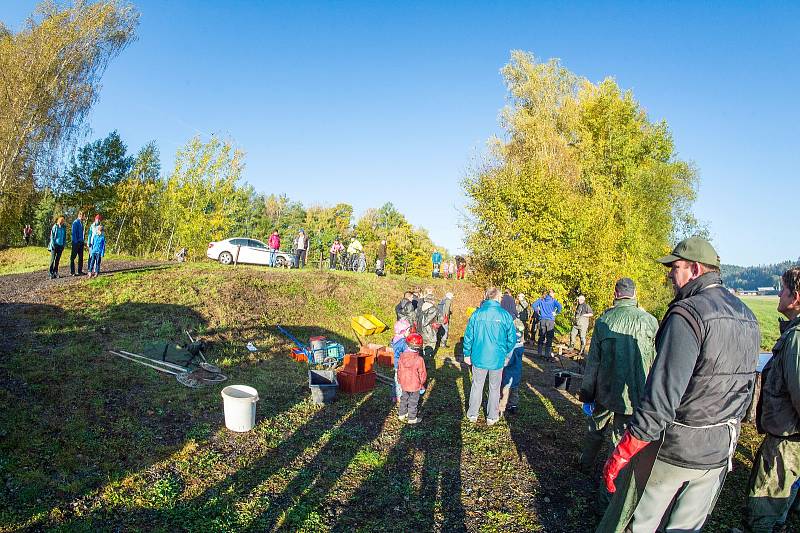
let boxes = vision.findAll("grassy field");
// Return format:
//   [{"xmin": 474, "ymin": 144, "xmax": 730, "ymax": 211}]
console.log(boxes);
[
  {"xmin": 0, "ymin": 245, "xmax": 137, "ymax": 275},
  {"xmin": 0, "ymin": 253, "xmax": 795, "ymax": 532},
  {"xmin": 740, "ymin": 295, "xmax": 783, "ymax": 350}
]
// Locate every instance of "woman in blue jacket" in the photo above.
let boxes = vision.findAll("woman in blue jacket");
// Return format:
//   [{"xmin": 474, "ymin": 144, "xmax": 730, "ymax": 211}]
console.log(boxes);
[{"xmin": 48, "ymin": 216, "xmax": 67, "ymax": 279}]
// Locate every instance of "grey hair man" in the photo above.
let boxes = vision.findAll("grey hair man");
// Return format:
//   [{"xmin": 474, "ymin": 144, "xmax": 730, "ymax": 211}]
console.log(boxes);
[
  {"xmin": 570, "ymin": 294, "xmax": 594, "ymax": 355},
  {"xmin": 463, "ymin": 287, "xmax": 517, "ymax": 425}
]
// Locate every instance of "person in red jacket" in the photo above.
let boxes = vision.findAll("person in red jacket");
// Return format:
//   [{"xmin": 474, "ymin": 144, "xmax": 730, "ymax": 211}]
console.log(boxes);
[
  {"xmin": 397, "ymin": 333, "xmax": 427, "ymax": 424},
  {"xmin": 267, "ymin": 230, "xmax": 280, "ymax": 267}
]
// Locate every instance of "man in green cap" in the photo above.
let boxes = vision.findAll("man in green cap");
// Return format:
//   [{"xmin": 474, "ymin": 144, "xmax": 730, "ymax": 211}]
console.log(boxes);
[
  {"xmin": 743, "ymin": 266, "xmax": 800, "ymax": 532},
  {"xmin": 598, "ymin": 236, "xmax": 761, "ymax": 532}
]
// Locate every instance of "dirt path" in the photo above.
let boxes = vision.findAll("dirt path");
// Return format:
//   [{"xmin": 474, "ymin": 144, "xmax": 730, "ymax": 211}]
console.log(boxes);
[
  {"xmin": 0, "ymin": 259, "xmax": 167, "ymax": 305},
  {"xmin": 0, "ymin": 260, "xmax": 167, "ymax": 359}
]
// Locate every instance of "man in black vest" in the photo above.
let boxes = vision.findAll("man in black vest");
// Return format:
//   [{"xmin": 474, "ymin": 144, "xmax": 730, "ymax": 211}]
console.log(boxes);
[{"xmin": 598, "ymin": 237, "xmax": 761, "ymax": 532}]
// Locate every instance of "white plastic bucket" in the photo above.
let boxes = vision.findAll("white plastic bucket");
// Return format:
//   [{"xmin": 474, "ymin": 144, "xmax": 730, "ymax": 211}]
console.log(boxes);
[{"xmin": 221, "ymin": 385, "xmax": 259, "ymax": 432}]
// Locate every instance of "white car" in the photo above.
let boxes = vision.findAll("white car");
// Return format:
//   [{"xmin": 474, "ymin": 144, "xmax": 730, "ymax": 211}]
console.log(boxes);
[{"xmin": 207, "ymin": 238, "xmax": 295, "ymax": 267}]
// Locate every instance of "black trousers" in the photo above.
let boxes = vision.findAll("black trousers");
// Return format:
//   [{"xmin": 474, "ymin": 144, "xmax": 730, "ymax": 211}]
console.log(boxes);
[
  {"xmin": 399, "ymin": 390, "xmax": 421, "ymax": 419},
  {"xmin": 70, "ymin": 243, "xmax": 84, "ymax": 274},
  {"xmin": 49, "ymin": 245, "xmax": 64, "ymax": 276}
]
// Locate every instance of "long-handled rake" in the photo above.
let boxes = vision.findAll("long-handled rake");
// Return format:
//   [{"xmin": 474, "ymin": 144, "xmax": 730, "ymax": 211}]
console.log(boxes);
[{"xmin": 108, "ymin": 349, "xmax": 227, "ymax": 388}]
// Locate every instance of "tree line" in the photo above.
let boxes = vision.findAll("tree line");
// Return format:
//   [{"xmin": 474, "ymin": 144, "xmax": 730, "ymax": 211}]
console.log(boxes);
[
  {"xmin": 722, "ymin": 260, "xmax": 800, "ymax": 291},
  {"xmin": 21, "ymin": 130, "xmax": 446, "ymax": 277}
]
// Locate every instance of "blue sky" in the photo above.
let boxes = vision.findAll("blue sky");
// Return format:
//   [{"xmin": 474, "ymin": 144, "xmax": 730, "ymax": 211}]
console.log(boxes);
[{"xmin": 3, "ymin": 1, "xmax": 798, "ymax": 265}]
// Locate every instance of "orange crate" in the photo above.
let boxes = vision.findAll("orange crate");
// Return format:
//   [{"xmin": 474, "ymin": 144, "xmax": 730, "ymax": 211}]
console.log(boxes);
[
  {"xmin": 337, "ymin": 369, "xmax": 376, "ymax": 393},
  {"xmin": 343, "ymin": 353, "xmax": 375, "ymax": 375},
  {"xmin": 291, "ymin": 348, "xmax": 308, "ymax": 362},
  {"xmin": 359, "ymin": 343, "xmax": 383, "ymax": 357},
  {"xmin": 377, "ymin": 353, "xmax": 393, "ymax": 367}
]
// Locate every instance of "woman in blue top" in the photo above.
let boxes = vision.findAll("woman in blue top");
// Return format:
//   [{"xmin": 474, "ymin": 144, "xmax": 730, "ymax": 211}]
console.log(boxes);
[{"xmin": 48, "ymin": 216, "xmax": 67, "ymax": 279}]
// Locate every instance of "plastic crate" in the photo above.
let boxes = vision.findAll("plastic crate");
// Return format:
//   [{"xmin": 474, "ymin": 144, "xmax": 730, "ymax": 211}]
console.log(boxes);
[
  {"xmin": 337, "ymin": 369, "xmax": 376, "ymax": 394},
  {"xmin": 291, "ymin": 347, "xmax": 308, "ymax": 362},
  {"xmin": 351, "ymin": 316, "xmax": 376, "ymax": 336},
  {"xmin": 362, "ymin": 314, "xmax": 387, "ymax": 334},
  {"xmin": 309, "ymin": 370, "xmax": 338, "ymax": 405},
  {"xmin": 343, "ymin": 353, "xmax": 374, "ymax": 375}
]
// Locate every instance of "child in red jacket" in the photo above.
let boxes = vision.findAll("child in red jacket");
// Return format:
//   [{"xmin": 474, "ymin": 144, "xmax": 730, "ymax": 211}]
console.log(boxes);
[{"xmin": 397, "ymin": 333, "xmax": 427, "ymax": 424}]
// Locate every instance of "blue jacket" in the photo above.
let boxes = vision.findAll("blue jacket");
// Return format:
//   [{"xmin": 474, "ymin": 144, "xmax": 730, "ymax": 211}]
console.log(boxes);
[
  {"xmin": 463, "ymin": 299, "xmax": 517, "ymax": 370},
  {"xmin": 502, "ymin": 343, "xmax": 525, "ymax": 389},
  {"xmin": 49, "ymin": 224, "xmax": 66, "ymax": 248},
  {"xmin": 391, "ymin": 337, "xmax": 408, "ymax": 369},
  {"xmin": 431, "ymin": 251, "xmax": 442, "ymax": 265},
  {"xmin": 71, "ymin": 219, "xmax": 84, "ymax": 244},
  {"xmin": 91, "ymin": 234, "xmax": 106, "ymax": 257},
  {"xmin": 533, "ymin": 295, "xmax": 562, "ymax": 321}
]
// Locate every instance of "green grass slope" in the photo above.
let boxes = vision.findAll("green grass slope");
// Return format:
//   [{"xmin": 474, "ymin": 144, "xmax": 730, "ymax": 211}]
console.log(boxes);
[{"xmin": 0, "ymin": 259, "xmax": 795, "ymax": 532}]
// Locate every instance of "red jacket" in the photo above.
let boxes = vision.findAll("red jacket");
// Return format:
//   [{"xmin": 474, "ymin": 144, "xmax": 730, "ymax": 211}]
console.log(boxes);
[
  {"xmin": 268, "ymin": 234, "xmax": 280, "ymax": 250},
  {"xmin": 397, "ymin": 350, "xmax": 427, "ymax": 392}
]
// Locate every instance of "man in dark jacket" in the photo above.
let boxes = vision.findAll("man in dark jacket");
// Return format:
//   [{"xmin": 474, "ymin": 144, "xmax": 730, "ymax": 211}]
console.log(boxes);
[
  {"xmin": 69, "ymin": 211, "xmax": 86, "ymax": 276},
  {"xmin": 599, "ymin": 237, "xmax": 761, "ymax": 532},
  {"xmin": 577, "ymin": 278, "xmax": 658, "ymax": 474},
  {"xmin": 744, "ymin": 266, "xmax": 800, "ymax": 532},
  {"xmin": 501, "ymin": 289, "xmax": 518, "ymax": 318},
  {"xmin": 416, "ymin": 288, "xmax": 440, "ymax": 356},
  {"xmin": 376, "ymin": 239, "xmax": 387, "ymax": 276},
  {"xmin": 396, "ymin": 292, "xmax": 416, "ymax": 324}
]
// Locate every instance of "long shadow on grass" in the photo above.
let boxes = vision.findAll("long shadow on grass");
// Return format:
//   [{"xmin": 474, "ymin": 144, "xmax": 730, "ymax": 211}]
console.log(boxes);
[
  {"xmin": 0, "ymin": 301, "xmax": 219, "ymax": 528},
  {"xmin": 506, "ymin": 353, "xmax": 594, "ymax": 532},
  {"xmin": 332, "ymin": 357, "xmax": 469, "ymax": 532},
  {"xmin": 95, "ymin": 389, "xmax": 392, "ymax": 531}
]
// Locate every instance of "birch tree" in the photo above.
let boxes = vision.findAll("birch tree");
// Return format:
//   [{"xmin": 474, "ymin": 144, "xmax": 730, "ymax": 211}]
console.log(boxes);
[{"xmin": 0, "ymin": 0, "xmax": 137, "ymax": 243}]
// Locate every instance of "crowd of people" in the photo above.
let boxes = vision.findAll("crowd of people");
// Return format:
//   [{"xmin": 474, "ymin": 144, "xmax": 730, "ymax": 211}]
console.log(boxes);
[
  {"xmin": 45, "ymin": 212, "xmax": 107, "ymax": 279},
  {"xmin": 431, "ymin": 249, "xmax": 467, "ymax": 279},
  {"xmin": 390, "ymin": 237, "xmax": 800, "ymax": 532}
]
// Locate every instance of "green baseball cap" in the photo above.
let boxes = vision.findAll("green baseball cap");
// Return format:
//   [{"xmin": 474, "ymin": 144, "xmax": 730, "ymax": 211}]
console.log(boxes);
[{"xmin": 657, "ymin": 236, "xmax": 720, "ymax": 268}]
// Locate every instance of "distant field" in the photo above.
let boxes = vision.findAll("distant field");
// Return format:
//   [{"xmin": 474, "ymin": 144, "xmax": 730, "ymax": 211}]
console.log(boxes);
[{"xmin": 740, "ymin": 295, "xmax": 782, "ymax": 350}]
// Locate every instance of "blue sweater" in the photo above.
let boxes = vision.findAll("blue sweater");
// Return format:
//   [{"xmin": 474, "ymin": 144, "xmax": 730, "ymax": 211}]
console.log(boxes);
[
  {"xmin": 91, "ymin": 234, "xmax": 106, "ymax": 257},
  {"xmin": 533, "ymin": 295, "xmax": 563, "ymax": 321},
  {"xmin": 71, "ymin": 219, "xmax": 84, "ymax": 244}
]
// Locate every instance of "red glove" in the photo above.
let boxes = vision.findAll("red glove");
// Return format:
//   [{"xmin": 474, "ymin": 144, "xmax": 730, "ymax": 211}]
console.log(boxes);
[{"xmin": 602, "ymin": 431, "xmax": 650, "ymax": 493}]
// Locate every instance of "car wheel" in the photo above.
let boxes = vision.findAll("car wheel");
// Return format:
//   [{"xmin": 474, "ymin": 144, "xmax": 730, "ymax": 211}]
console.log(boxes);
[
  {"xmin": 275, "ymin": 256, "xmax": 287, "ymax": 268},
  {"xmin": 218, "ymin": 252, "xmax": 233, "ymax": 265}
]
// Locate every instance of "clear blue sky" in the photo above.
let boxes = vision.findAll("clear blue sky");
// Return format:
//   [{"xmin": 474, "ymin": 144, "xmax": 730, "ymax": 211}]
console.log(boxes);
[{"xmin": 3, "ymin": 1, "xmax": 798, "ymax": 265}]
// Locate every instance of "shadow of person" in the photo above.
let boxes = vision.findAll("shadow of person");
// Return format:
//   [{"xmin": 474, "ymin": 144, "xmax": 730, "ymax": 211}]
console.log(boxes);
[
  {"xmin": 332, "ymin": 357, "xmax": 469, "ymax": 532},
  {"xmin": 0, "ymin": 302, "xmax": 326, "ymax": 530},
  {"xmin": 504, "ymin": 352, "xmax": 595, "ymax": 532}
]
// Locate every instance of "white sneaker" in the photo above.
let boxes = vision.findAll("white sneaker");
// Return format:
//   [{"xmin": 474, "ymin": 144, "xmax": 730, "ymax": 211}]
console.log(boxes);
[
  {"xmin": 406, "ymin": 417, "xmax": 421, "ymax": 424},
  {"xmin": 467, "ymin": 416, "xmax": 478, "ymax": 423},
  {"xmin": 486, "ymin": 418, "xmax": 499, "ymax": 426},
  {"xmin": 398, "ymin": 414, "xmax": 408, "ymax": 421}
]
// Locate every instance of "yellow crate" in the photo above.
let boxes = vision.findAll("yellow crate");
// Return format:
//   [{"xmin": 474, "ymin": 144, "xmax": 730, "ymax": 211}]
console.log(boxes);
[
  {"xmin": 362, "ymin": 314, "xmax": 387, "ymax": 334},
  {"xmin": 351, "ymin": 316, "xmax": 376, "ymax": 336}
]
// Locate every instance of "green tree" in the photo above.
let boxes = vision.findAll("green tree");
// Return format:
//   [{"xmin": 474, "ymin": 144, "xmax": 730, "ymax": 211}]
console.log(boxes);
[
  {"xmin": 0, "ymin": 0, "xmax": 138, "ymax": 243},
  {"xmin": 464, "ymin": 52, "xmax": 699, "ymax": 317},
  {"xmin": 58, "ymin": 131, "xmax": 134, "ymax": 214}
]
